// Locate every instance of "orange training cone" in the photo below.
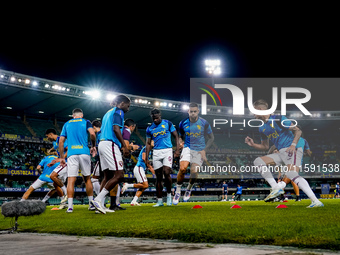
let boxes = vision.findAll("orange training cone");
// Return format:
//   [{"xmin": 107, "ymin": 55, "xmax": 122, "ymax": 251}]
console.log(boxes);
[
  {"xmin": 276, "ymin": 204, "xmax": 288, "ymax": 208},
  {"xmin": 192, "ymin": 205, "xmax": 203, "ymax": 209},
  {"xmin": 231, "ymin": 205, "xmax": 242, "ymax": 209}
]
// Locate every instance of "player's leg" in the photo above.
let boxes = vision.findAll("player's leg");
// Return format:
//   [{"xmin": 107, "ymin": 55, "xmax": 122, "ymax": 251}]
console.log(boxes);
[
  {"xmin": 21, "ymin": 186, "xmax": 35, "ymax": 200},
  {"xmin": 282, "ymin": 148, "xmax": 323, "ymax": 207},
  {"xmin": 131, "ymin": 182, "xmax": 148, "ymax": 206},
  {"xmin": 21, "ymin": 179, "xmax": 44, "ymax": 201},
  {"xmin": 162, "ymin": 148, "xmax": 173, "ymax": 206},
  {"xmin": 109, "ymin": 184, "xmax": 125, "ymax": 211},
  {"xmin": 153, "ymin": 167, "xmax": 164, "ymax": 207},
  {"xmin": 163, "ymin": 166, "xmax": 172, "ymax": 206},
  {"xmin": 254, "ymin": 155, "xmax": 283, "ymax": 190},
  {"xmin": 183, "ymin": 162, "xmax": 200, "ymax": 202},
  {"xmin": 91, "ymin": 161, "xmax": 101, "ymax": 196},
  {"xmin": 66, "ymin": 155, "xmax": 81, "ymax": 212},
  {"xmin": 78, "ymin": 154, "xmax": 94, "ymax": 209},
  {"xmin": 291, "ymin": 181, "xmax": 300, "ymax": 201},
  {"xmin": 66, "ymin": 176, "xmax": 76, "ymax": 212},
  {"xmin": 173, "ymin": 161, "xmax": 189, "ymax": 205}
]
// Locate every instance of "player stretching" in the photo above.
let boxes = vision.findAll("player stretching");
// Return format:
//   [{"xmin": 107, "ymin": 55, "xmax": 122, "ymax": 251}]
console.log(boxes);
[
  {"xmin": 45, "ymin": 129, "xmax": 68, "ymax": 207},
  {"xmin": 21, "ymin": 154, "xmax": 63, "ymax": 202},
  {"xmin": 173, "ymin": 102, "xmax": 214, "ymax": 205},
  {"xmin": 122, "ymin": 141, "xmax": 155, "ymax": 206},
  {"xmin": 245, "ymin": 99, "xmax": 323, "ymax": 208},
  {"xmin": 145, "ymin": 108, "xmax": 180, "ymax": 207},
  {"xmin": 59, "ymin": 108, "xmax": 97, "ymax": 213},
  {"xmin": 90, "ymin": 95, "xmax": 131, "ymax": 214}
]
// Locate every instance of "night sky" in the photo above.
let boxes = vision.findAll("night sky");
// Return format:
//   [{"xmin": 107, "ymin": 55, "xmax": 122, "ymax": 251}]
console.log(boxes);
[{"xmin": 1, "ymin": 5, "xmax": 339, "ymax": 109}]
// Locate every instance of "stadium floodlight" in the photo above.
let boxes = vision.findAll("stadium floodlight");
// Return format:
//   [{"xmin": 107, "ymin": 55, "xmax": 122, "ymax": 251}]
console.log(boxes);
[
  {"xmin": 25, "ymin": 79, "xmax": 30, "ymax": 84},
  {"xmin": 45, "ymin": 83, "xmax": 50, "ymax": 88},
  {"xmin": 106, "ymin": 93, "xmax": 116, "ymax": 101},
  {"xmin": 155, "ymin": 101, "xmax": 160, "ymax": 106},
  {"xmin": 32, "ymin": 81, "xmax": 38, "ymax": 86},
  {"xmin": 10, "ymin": 76, "xmax": 16, "ymax": 82},
  {"xmin": 85, "ymin": 90, "xmax": 101, "ymax": 100},
  {"xmin": 182, "ymin": 104, "xmax": 189, "ymax": 110},
  {"xmin": 205, "ymin": 59, "xmax": 221, "ymax": 75}
]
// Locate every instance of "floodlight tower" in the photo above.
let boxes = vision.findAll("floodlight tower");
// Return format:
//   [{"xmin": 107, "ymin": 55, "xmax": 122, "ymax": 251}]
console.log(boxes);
[{"xmin": 205, "ymin": 59, "xmax": 221, "ymax": 86}]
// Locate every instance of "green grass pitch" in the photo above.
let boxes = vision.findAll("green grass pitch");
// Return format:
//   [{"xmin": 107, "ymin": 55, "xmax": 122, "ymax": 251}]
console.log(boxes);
[{"xmin": 1, "ymin": 199, "xmax": 339, "ymax": 250}]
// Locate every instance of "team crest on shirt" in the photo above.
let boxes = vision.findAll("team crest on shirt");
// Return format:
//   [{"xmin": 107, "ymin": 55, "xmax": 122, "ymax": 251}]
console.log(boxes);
[
  {"xmin": 197, "ymin": 125, "xmax": 201, "ymax": 130},
  {"xmin": 119, "ymin": 161, "xmax": 123, "ymax": 167},
  {"xmin": 162, "ymin": 125, "xmax": 165, "ymax": 128}
]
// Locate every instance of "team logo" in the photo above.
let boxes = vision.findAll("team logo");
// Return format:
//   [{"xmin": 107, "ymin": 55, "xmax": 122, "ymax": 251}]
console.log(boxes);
[
  {"xmin": 119, "ymin": 161, "xmax": 123, "ymax": 167},
  {"xmin": 168, "ymin": 156, "xmax": 172, "ymax": 162}
]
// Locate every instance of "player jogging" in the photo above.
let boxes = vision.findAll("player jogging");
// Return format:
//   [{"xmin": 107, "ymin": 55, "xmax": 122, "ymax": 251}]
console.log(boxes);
[
  {"xmin": 245, "ymin": 99, "xmax": 323, "ymax": 208},
  {"xmin": 59, "ymin": 108, "xmax": 97, "ymax": 213},
  {"xmin": 145, "ymin": 108, "xmax": 180, "ymax": 207},
  {"xmin": 90, "ymin": 95, "xmax": 131, "ymax": 214},
  {"xmin": 173, "ymin": 102, "xmax": 214, "ymax": 205}
]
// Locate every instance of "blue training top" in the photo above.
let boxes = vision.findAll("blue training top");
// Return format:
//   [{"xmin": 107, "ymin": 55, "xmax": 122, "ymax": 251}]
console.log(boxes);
[
  {"xmin": 38, "ymin": 155, "xmax": 60, "ymax": 182},
  {"xmin": 146, "ymin": 119, "xmax": 176, "ymax": 150},
  {"xmin": 100, "ymin": 107, "xmax": 125, "ymax": 148}
]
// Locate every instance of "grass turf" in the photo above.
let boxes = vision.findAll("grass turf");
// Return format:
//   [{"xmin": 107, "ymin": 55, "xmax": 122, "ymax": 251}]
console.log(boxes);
[{"xmin": 1, "ymin": 199, "xmax": 339, "ymax": 250}]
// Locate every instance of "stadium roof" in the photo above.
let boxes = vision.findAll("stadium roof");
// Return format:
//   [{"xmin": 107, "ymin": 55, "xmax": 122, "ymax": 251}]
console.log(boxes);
[{"xmin": 1, "ymin": 69, "xmax": 340, "ymax": 133}]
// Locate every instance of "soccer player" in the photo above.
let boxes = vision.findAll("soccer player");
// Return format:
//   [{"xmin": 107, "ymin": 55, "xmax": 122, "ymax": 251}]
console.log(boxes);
[
  {"xmin": 90, "ymin": 95, "xmax": 131, "ymax": 214},
  {"xmin": 335, "ymin": 182, "xmax": 340, "ymax": 199},
  {"xmin": 145, "ymin": 108, "xmax": 180, "ymax": 207},
  {"xmin": 173, "ymin": 102, "xmax": 214, "ymax": 205},
  {"xmin": 108, "ymin": 118, "xmax": 138, "ymax": 211},
  {"xmin": 21, "ymin": 154, "xmax": 63, "ymax": 202},
  {"xmin": 45, "ymin": 129, "xmax": 68, "ymax": 205},
  {"xmin": 245, "ymin": 99, "xmax": 323, "ymax": 208},
  {"xmin": 122, "ymin": 140, "xmax": 155, "ymax": 206},
  {"xmin": 59, "ymin": 108, "xmax": 97, "ymax": 213},
  {"xmin": 233, "ymin": 184, "xmax": 243, "ymax": 201},
  {"xmin": 91, "ymin": 120, "xmax": 102, "ymax": 196},
  {"xmin": 221, "ymin": 181, "xmax": 228, "ymax": 201}
]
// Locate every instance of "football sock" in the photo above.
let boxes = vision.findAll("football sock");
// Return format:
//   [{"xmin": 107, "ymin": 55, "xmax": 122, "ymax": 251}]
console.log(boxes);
[
  {"xmin": 88, "ymin": 196, "xmax": 93, "ymax": 206},
  {"xmin": 167, "ymin": 193, "xmax": 171, "ymax": 198},
  {"xmin": 110, "ymin": 196, "xmax": 117, "ymax": 207},
  {"xmin": 254, "ymin": 157, "xmax": 279, "ymax": 189},
  {"xmin": 176, "ymin": 184, "xmax": 182, "ymax": 194},
  {"xmin": 187, "ymin": 183, "xmax": 194, "ymax": 191},
  {"xmin": 91, "ymin": 179, "xmax": 100, "ymax": 195},
  {"xmin": 286, "ymin": 171, "xmax": 318, "ymax": 202},
  {"xmin": 157, "ymin": 198, "xmax": 162, "ymax": 204},
  {"xmin": 126, "ymin": 183, "xmax": 134, "ymax": 188},
  {"xmin": 95, "ymin": 188, "xmax": 109, "ymax": 203},
  {"xmin": 42, "ymin": 195, "xmax": 50, "ymax": 203},
  {"xmin": 277, "ymin": 181, "xmax": 286, "ymax": 189},
  {"xmin": 61, "ymin": 185, "xmax": 67, "ymax": 196},
  {"xmin": 68, "ymin": 198, "xmax": 73, "ymax": 209},
  {"xmin": 132, "ymin": 196, "xmax": 138, "ymax": 203}
]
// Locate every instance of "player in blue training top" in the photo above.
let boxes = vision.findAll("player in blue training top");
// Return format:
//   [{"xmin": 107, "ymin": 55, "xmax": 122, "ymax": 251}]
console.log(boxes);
[
  {"xmin": 222, "ymin": 181, "xmax": 228, "ymax": 201},
  {"xmin": 145, "ymin": 108, "xmax": 180, "ymax": 207},
  {"xmin": 122, "ymin": 140, "xmax": 156, "ymax": 206},
  {"xmin": 21, "ymin": 155, "xmax": 63, "ymax": 203},
  {"xmin": 59, "ymin": 108, "xmax": 97, "ymax": 213},
  {"xmin": 173, "ymin": 102, "xmax": 214, "ymax": 205},
  {"xmin": 245, "ymin": 99, "xmax": 323, "ymax": 208},
  {"xmin": 45, "ymin": 128, "xmax": 68, "ymax": 207},
  {"xmin": 232, "ymin": 184, "xmax": 243, "ymax": 201},
  {"xmin": 91, "ymin": 95, "xmax": 131, "ymax": 214}
]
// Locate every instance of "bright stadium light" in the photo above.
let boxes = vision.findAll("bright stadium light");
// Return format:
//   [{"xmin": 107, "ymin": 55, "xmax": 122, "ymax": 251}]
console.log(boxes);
[
  {"xmin": 155, "ymin": 101, "xmax": 160, "ymax": 106},
  {"xmin": 106, "ymin": 93, "xmax": 116, "ymax": 101},
  {"xmin": 182, "ymin": 104, "xmax": 189, "ymax": 110},
  {"xmin": 32, "ymin": 81, "xmax": 38, "ymax": 86},
  {"xmin": 25, "ymin": 79, "xmax": 30, "ymax": 84},
  {"xmin": 10, "ymin": 76, "xmax": 16, "ymax": 82},
  {"xmin": 205, "ymin": 59, "xmax": 221, "ymax": 75}
]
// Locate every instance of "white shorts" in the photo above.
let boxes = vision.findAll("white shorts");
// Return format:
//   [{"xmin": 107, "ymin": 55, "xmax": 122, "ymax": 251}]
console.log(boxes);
[
  {"xmin": 31, "ymin": 179, "xmax": 54, "ymax": 190},
  {"xmin": 133, "ymin": 165, "xmax": 147, "ymax": 183},
  {"xmin": 53, "ymin": 163, "xmax": 68, "ymax": 183},
  {"xmin": 153, "ymin": 148, "xmax": 173, "ymax": 169},
  {"xmin": 98, "ymin": 141, "xmax": 124, "ymax": 171},
  {"xmin": 180, "ymin": 147, "xmax": 203, "ymax": 166},
  {"xmin": 266, "ymin": 147, "xmax": 303, "ymax": 168},
  {"xmin": 67, "ymin": 154, "xmax": 91, "ymax": 177},
  {"xmin": 91, "ymin": 161, "xmax": 101, "ymax": 177}
]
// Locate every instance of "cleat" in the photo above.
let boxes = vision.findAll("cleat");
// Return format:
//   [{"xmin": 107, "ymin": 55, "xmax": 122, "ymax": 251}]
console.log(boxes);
[
  {"xmin": 130, "ymin": 201, "xmax": 141, "ymax": 206},
  {"xmin": 173, "ymin": 193, "xmax": 181, "ymax": 205},
  {"xmin": 105, "ymin": 208, "xmax": 115, "ymax": 213},
  {"xmin": 264, "ymin": 189, "xmax": 284, "ymax": 202},
  {"xmin": 90, "ymin": 199, "xmax": 106, "ymax": 214},
  {"xmin": 88, "ymin": 205, "xmax": 96, "ymax": 211},
  {"xmin": 183, "ymin": 190, "xmax": 191, "ymax": 202},
  {"xmin": 307, "ymin": 201, "xmax": 324, "ymax": 208},
  {"xmin": 60, "ymin": 195, "xmax": 68, "ymax": 204},
  {"xmin": 59, "ymin": 203, "xmax": 67, "ymax": 210},
  {"xmin": 66, "ymin": 208, "xmax": 73, "ymax": 213},
  {"xmin": 110, "ymin": 205, "xmax": 126, "ymax": 211},
  {"xmin": 153, "ymin": 201, "xmax": 164, "ymax": 207},
  {"xmin": 167, "ymin": 195, "xmax": 172, "ymax": 206},
  {"xmin": 121, "ymin": 183, "xmax": 128, "ymax": 194},
  {"xmin": 95, "ymin": 210, "xmax": 101, "ymax": 214}
]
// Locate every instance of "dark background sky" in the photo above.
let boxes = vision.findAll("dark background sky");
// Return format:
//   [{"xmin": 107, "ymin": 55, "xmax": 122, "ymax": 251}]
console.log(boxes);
[{"xmin": 1, "ymin": 5, "xmax": 339, "ymax": 109}]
